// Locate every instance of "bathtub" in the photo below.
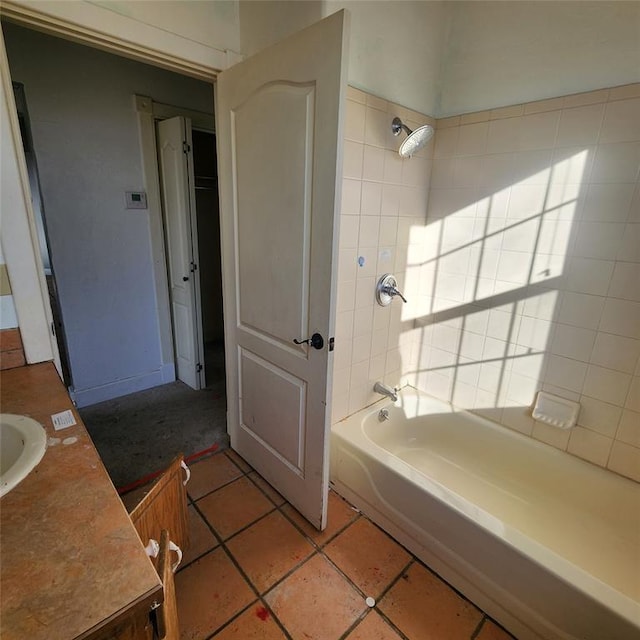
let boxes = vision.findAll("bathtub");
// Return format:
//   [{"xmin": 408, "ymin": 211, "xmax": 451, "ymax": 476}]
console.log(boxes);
[{"xmin": 330, "ymin": 387, "xmax": 640, "ymax": 640}]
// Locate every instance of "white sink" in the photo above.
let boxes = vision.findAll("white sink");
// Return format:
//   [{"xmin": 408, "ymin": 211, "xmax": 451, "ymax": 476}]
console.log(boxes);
[{"xmin": 0, "ymin": 414, "xmax": 47, "ymax": 497}]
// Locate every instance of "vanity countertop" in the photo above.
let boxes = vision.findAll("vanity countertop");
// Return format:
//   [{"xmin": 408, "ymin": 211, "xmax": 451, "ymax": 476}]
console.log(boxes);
[{"xmin": 0, "ymin": 362, "xmax": 162, "ymax": 640}]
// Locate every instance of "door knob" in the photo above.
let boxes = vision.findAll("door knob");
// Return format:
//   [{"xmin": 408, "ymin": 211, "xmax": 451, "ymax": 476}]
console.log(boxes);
[{"xmin": 293, "ymin": 332, "xmax": 324, "ymax": 349}]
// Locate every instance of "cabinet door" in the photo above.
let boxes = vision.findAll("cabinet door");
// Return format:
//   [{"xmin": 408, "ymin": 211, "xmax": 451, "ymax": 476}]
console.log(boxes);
[
  {"xmin": 154, "ymin": 530, "xmax": 180, "ymax": 640},
  {"xmin": 129, "ymin": 456, "xmax": 189, "ymax": 552}
]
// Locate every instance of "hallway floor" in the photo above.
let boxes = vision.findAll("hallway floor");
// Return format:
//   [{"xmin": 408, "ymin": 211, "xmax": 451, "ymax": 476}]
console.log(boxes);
[
  {"xmin": 135, "ymin": 449, "xmax": 516, "ymax": 640},
  {"xmin": 81, "ymin": 342, "xmax": 228, "ymax": 489}
]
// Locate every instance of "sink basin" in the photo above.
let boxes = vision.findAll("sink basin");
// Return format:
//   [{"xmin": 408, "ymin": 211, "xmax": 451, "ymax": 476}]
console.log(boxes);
[{"xmin": 0, "ymin": 414, "xmax": 47, "ymax": 497}]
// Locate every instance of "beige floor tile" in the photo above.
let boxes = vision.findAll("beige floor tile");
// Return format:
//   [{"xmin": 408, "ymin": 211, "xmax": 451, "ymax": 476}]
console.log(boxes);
[
  {"xmin": 325, "ymin": 518, "xmax": 411, "ymax": 598},
  {"xmin": 181, "ymin": 505, "xmax": 218, "ymax": 566},
  {"xmin": 345, "ymin": 611, "xmax": 404, "ymax": 640},
  {"xmin": 281, "ymin": 490, "xmax": 359, "ymax": 546},
  {"xmin": 197, "ymin": 476, "xmax": 274, "ymax": 539},
  {"xmin": 476, "ymin": 618, "xmax": 516, "ymax": 639},
  {"xmin": 187, "ymin": 453, "xmax": 244, "ymax": 500},
  {"xmin": 211, "ymin": 602, "xmax": 287, "ymax": 639},
  {"xmin": 226, "ymin": 510, "xmax": 315, "ymax": 592},
  {"xmin": 378, "ymin": 563, "xmax": 482, "ymax": 640},
  {"xmin": 175, "ymin": 547, "xmax": 256, "ymax": 640},
  {"xmin": 265, "ymin": 554, "xmax": 367, "ymax": 640},
  {"xmin": 225, "ymin": 448, "xmax": 253, "ymax": 473},
  {"xmin": 248, "ymin": 472, "xmax": 285, "ymax": 506}
]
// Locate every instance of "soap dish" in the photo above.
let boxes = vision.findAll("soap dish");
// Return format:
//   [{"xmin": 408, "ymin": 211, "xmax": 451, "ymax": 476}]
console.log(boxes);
[{"xmin": 532, "ymin": 391, "xmax": 580, "ymax": 429}]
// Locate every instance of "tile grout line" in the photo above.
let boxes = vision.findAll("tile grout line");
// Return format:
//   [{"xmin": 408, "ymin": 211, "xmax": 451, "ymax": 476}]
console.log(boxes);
[
  {"xmin": 189, "ymin": 496, "xmax": 296, "ymax": 640},
  {"xmin": 187, "ymin": 452, "xmax": 510, "ymax": 639},
  {"xmin": 197, "ymin": 455, "xmax": 413, "ymax": 639},
  {"xmin": 356, "ymin": 558, "xmax": 416, "ymax": 640}
]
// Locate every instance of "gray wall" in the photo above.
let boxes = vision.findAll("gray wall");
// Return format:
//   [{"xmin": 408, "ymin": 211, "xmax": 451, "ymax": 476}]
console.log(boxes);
[{"xmin": 3, "ymin": 22, "xmax": 214, "ymax": 405}]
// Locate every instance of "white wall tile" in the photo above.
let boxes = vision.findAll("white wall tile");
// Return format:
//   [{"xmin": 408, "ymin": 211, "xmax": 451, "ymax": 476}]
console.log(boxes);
[
  {"xmin": 341, "ymin": 179, "xmax": 362, "ymax": 215},
  {"xmin": 556, "ymin": 104, "xmax": 604, "ymax": 147},
  {"xmin": 507, "ymin": 185, "xmax": 547, "ymax": 219},
  {"xmin": 626, "ymin": 376, "xmax": 640, "ymax": 412},
  {"xmin": 551, "ymin": 324, "xmax": 595, "ymax": 362},
  {"xmin": 343, "ymin": 141, "xmax": 364, "ymax": 179},
  {"xmin": 565, "ymin": 257, "xmax": 614, "ymax": 295},
  {"xmin": 339, "ymin": 215, "xmax": 360, "ymax": 248},
  {"xmin": 590, "ymin": 332, "xmax": 640, "ymax": 373},
  {"xmin": 617, "ymin": 223, "xmax": 640, "ymax": 262},
  {"xmin": 363, "ymin": 145, "xmax": 384, "ymax": 182},
  {"xmin": 616, "ymin": 409, "xmax": 640, "ymax": 447},
  {"xmin": 337, "ymin": 279, "xmax": 356, "ymax": 312},
  {"xmin": 532, "ymin": 421, "xmax": 570, "ymax": 449},
  {"xmin": 599, "ymin": 98, "xmax": 640, "ymax": 144},
  {"xmin": 590, "ymin": 142, "xmax": 640, "ymax": 183},
  {"xmin": 358, "ymin": 216, "xmax": 380, "ymax": 248},
  {"xmin": 583, "ymin": 365, "xmax": 631, "ymax": 405},
  {"xmin": 607, "ymin": 440, "xmax": 640, "ymax": 482},
  {"xmin": 599, "ymin": 298, "xmax": 640, "ymax": 339},
  {"xmin": 433, "ymin": 126, "xmax": 459, "ymax": 158},
  {"xmin": 581, "ymin": 183, "xmax": 635, "ymax": 223},
  {"xmin": 573, "ymin": 222, "xmax": 625, "ymax": 260},
  {"xmin": 486, "ymin": 117, "xmax": 521, "ymax": 154},
  {"xmin": 345, "ymin": 100, "xmax": 366, "ymax": 142},
  {"xmin": 518, "ymin": 111, "xmax": 560, "ymax": 151},
  {"xmin": 361, "ymin": 182, "xmax": 382, "ymax": 216},
  {"xmin": 365, "ymin": 106, "xmax": 391, "ymax": 148},
  {"xmin": 567, "ymin": 426, "xmax": 612, "ymax": 466},
  {"xmin": 577, "ymin": 396, "xmax": 621, "ymax": 437},
  {"xmin": 557, "ymin": 292, "xmax": 605, "ymax": 329},
  {"xmin": 457, "ymin": 122, "xmax": 488, "ymax": 156},
  {"xmin": 544, "ymin": 355, "xmax": 587, "ymax": 394}
]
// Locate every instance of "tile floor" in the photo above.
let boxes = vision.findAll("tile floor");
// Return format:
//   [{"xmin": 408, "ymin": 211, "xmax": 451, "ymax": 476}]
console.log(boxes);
[{"xmin": 130, "ymin": 450, "xmax": 516, "ymax": 640}]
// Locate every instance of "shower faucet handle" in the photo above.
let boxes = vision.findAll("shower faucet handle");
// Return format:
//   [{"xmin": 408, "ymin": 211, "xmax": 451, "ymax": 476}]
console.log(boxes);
[
  {"xmin": 376, "ymin": 274, "xmax": 407, "ymax": 306},
  {"xmin": 385, "ymin": 284, "xmax": 407, "ymax": 303}
]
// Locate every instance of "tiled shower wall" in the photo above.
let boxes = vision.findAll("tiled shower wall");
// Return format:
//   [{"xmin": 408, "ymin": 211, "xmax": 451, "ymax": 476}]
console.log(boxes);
[
  {"xmin": 417, "ymin": 84, "xmax": 640, "ymax": 482},
  {"xmin": 331, "ymin": 87, "xmax": 434, "ymax": 423},
  {"xmin": 333, "ymin": 84, "xmax": 640, "ymax": 483}
]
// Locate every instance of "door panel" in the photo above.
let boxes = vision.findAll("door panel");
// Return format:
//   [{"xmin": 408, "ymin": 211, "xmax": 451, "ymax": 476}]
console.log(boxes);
[
  {"xmin": 239, "ymin": 348, "xmax": 306, "ymax": 472},
  {"xmin": 157, "ymin": 117, "xmax": 204, "ymax": 390},
  {"xmin": 235, "ymin": 82, "xmax": 313, "ymax": 345},
  {"xmin": 217, "ymin": 11, "xmax": 349, "ymax": 529}
]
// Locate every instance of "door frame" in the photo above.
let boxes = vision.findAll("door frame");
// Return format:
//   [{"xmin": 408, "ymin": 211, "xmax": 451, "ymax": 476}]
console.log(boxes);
[
  {"xmin": 135, "ymin": 96, "xmax": 215, "ymax": 385},
  {"xmin": 0, "ymin": 5, "xmax": 228, "ymax": 376}
]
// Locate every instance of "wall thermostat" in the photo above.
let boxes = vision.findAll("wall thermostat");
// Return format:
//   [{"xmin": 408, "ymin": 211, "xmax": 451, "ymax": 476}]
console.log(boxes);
[{"xmin": 125, "ymin": 191, "xmax": 147, "ymax": 209}]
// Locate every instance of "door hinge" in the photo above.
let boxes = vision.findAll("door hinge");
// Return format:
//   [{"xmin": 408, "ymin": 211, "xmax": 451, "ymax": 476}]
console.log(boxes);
[
  {"xmin": 190, "ymin": 261, "xmax": 198, "ymax": 273},
  {"xmin": 183, "ymin": 141, "xmax": 191, "ymax": 154},
  {"xmin": 51, "ymin": 322, "xmax": 56, "ymax": 337},
  {"xmin": 196, "ymin": 363, "xmax": 203, "ymax": 373}
]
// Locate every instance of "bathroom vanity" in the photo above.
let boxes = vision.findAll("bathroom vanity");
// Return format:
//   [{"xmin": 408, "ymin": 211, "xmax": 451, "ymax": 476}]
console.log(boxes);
[{"xmin": 0, "ymin": 363, "xmax": 163, "ymax": 640}]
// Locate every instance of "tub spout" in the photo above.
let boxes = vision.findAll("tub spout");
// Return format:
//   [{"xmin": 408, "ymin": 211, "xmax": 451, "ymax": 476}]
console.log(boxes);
[{"xmin": 374, "ymin": 381, "xmax": 398, "ymax": 402}]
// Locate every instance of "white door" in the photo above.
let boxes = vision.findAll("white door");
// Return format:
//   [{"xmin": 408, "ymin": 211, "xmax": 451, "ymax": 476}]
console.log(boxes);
[
  {"xmin": 157, "ymin": 116, "xmax": 205, "ymax": 390},
  {"xmin": 216, "ymin": 11, "xmax": 349, "ymax": 529}
]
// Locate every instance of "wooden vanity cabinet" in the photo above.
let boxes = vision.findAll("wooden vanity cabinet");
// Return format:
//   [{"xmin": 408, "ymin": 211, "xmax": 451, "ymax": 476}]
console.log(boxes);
[
  {"xmin": 119, "ymin": 455, "xmax": 190, "ymax": 640},
  {"xmin": 129, "ymin": 455, "xmax": 190, "ymax": 552}
]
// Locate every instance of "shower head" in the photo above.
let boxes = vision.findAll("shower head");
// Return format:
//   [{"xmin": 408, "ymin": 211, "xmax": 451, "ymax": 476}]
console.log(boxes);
[{"xmin": 391, "ymin": 116, "xmax": 434, "ymax": 158}]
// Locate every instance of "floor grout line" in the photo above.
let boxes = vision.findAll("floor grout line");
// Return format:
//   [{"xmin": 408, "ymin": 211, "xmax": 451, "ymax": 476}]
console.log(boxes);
[
  {"xmin": 189, "ymin": 496, "xmax": 295, "ymax": 640},
  {"xmin": 181, "ymin": 450, "xmax": 513, "ymax": 640}
]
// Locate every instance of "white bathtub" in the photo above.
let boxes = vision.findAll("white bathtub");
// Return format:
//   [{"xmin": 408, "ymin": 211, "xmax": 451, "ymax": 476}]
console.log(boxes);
[{"xmin": 330, "ymin": 387, "xmax": 640, "ymax": 640}]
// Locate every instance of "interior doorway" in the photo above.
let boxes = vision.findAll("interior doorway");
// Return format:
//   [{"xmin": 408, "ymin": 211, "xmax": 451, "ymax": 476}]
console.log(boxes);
[{"xmin": 3, "ymin": 20, "xmax": 229, "ymax": 487}]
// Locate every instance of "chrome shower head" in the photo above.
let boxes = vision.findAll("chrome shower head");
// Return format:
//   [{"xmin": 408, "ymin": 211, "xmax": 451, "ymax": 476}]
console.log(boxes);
[{"xmin": 391, "ymin": 116, "xmax": 434, "ymax": 158}]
